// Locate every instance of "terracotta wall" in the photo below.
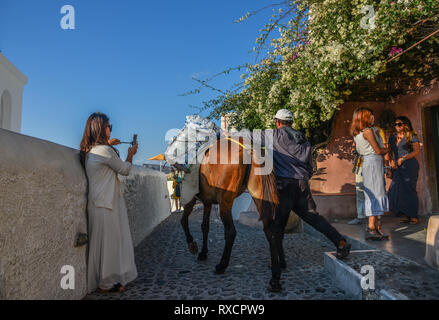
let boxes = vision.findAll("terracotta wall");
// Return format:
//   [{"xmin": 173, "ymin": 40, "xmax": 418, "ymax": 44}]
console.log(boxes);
[{"xmin": 311, "ymin": 84, "xmax": 439, "ymax": 217}]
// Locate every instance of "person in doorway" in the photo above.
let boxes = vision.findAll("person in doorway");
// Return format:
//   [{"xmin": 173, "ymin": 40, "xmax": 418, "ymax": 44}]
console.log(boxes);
[
  {"xmin": 387, "ymin": 116, "xmax": 421, "ymax": 224},
  {"xmin": 351, "ymin": 107, "xmax": 390, "ymax": 240},
  {"xmin": 80, "ymin": 112, "xmax": 138, "ymax": 294}
]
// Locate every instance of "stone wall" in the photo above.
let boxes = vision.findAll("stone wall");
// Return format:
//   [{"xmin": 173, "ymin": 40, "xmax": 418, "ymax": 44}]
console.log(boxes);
[
  {"xmin": 121, "ymin": 166, "xmax": 171, "ymax": 247},
  {"xmin": 0, "ymin": 128, "xmax": 170, "ymax": 299}
]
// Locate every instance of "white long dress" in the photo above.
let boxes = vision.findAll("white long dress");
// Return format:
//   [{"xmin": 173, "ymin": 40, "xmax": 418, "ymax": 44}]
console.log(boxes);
[{"xmin": 85, "ymin": 145, "xmax": 137, "ymax": 293}]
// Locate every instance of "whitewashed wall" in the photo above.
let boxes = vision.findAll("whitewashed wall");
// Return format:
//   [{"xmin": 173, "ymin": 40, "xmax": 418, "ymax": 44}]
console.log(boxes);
[{"xmin": 0, "ymin": 129, "xmax": 170, "ymax": 299}]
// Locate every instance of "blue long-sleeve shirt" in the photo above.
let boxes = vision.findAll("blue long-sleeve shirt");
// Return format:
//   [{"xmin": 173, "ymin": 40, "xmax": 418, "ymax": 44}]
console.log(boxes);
[{"xmin": 231, "ymin": 126, "xmax": 313, "ymax": 180}]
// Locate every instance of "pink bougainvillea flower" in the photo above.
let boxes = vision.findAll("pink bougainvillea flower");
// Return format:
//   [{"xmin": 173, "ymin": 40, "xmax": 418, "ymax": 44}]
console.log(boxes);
[{"xmin": 389, "ymin": 47, "xmax": 403, "ymax": 57}]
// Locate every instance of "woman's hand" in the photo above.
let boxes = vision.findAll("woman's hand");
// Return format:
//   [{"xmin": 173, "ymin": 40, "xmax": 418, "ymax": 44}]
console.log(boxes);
[
  {"xmin": 128, "ymin": 144, "xmax": 138, "ymax": 157},
  {"xmin": 108, "ymin": 138, "xmax": 121, "ymax": 146},
  {"xmin": 390, "ymin": 160, "xmax": 397, "ymax": 169},
  {"xmin": 397, "ymin": 157, "xmax": 404, "ymax": 166},
  {"xmin": 126, "ymin": 144, "xmax": 138, "ymax": 163},
  {"xmin": 386, "ymin": 168, "xmax": 393, "ymax": 179},
  {"xmin": 380, "ymin": 147, "xmax": 390, "ymax": 155}
]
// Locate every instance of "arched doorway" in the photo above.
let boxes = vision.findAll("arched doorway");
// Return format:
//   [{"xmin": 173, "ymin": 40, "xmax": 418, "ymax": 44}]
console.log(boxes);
[{"xmin": 0, "ymin": 90, "xmax": 12, "ymax": 130}]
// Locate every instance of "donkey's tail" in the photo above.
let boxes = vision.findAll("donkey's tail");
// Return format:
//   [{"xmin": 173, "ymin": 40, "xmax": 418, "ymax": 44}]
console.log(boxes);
[{"xmin": 247, "ymin": 160, "xmax": 279, "ymax": 221}]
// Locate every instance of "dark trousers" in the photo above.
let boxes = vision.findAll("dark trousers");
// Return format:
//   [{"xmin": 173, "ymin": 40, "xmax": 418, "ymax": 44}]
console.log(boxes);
[{"xmin": 274, "ymin": 177, "xmax": 344, "ymax": 254}]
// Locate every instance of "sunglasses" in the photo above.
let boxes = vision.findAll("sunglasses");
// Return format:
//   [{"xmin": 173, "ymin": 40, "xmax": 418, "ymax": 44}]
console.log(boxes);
[
  {"xmin": 107, "ymin": 124, "xmax": 113, "ymax": 132},
  {"xmin": 395, "ymin": 122, "xmax": 403, "ymax": 127}
]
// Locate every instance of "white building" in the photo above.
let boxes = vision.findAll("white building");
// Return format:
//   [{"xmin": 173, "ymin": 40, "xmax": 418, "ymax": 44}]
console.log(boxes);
[{"xmin": 0, "ymin": 52, "xmax": 27, "ymax": 132}]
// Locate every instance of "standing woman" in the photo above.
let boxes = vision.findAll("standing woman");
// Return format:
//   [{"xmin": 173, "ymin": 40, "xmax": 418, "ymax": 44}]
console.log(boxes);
[
  {"xmin": 351, "ymin": 107, "xmax": 390, "ymax": 240},
  {"xmin": 80, "ymin": 112, "xmax": 138, "ymax": 293},
  {"xmin": 388, "ymin": 116, "xmax": 421, "ymax": 224}
]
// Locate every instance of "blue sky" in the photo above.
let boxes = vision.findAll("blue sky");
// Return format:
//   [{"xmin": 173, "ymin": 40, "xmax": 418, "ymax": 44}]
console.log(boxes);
[{"xmin": 0, "ymin": 0, "xmax": 276, "ymax": 164}]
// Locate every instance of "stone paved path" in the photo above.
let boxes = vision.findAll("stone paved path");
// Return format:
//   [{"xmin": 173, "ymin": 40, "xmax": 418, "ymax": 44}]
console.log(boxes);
[{"xmin": 86, "ymin": 205, "xmax": 352, "ymax": 300}]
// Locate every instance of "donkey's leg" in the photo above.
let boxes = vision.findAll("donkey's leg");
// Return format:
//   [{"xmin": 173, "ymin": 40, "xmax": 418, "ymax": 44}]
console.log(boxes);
[
  {"xmin": 215, "ymin": 206, "xmax": 236, "ymax": 274},
  {"xmin": 180, "ymin": 197, "xmax": 198, "ymax": 254},
  {"xmin": 198, "ymin": 202, "xmax": 212, "ymax": 261},
  {"xmin": 263, "ymin": 218, "xmax": 282, "ymax": 292}
]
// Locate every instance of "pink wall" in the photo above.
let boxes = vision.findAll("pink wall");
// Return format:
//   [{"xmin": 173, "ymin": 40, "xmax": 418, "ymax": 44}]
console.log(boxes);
[{"xmin": 310, "ymin": 84, "xmax": 439, "ymax": 217}]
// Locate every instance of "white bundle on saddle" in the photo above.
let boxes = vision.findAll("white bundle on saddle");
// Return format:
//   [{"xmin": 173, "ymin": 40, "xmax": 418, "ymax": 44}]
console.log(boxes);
[
  {"xmin": 164, "ymin": 115, "xmax": 221, "ymax": 206},
  {"xmin": 164, "ymin": 115, "xmax": 221, "ymax": 166}
]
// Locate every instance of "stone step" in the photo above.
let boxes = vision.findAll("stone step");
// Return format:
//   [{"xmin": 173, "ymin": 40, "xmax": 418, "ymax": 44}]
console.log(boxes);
[
  {"xmin": 323, "ymin": 247, "xmax": 439, "ymax": 300},
  {"xmin": 323, "ymin": 250, "xmax": 409, "ymax": 300}
]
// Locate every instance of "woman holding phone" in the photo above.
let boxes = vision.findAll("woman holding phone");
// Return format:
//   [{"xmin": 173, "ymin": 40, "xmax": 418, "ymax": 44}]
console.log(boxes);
[{"xmin": 80, "ymin": 112, "xmax": 138, "ymax": 293}]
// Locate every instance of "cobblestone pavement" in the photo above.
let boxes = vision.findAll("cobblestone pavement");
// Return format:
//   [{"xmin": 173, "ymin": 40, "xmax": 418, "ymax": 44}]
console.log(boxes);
[{"xmin": 86, "ymin": 205, "xmax": 352, "ymax": 300}]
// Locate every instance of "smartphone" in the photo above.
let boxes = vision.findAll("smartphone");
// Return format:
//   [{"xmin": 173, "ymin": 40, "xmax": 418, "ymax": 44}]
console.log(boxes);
[{"xmin": 132, "ymin": 134, "xmax": 138, "ymax": 146}]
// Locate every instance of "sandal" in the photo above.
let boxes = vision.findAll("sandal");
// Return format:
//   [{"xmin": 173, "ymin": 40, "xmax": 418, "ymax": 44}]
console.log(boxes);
[
  {"xmin": 375, "ymin": 226, "xmax": 389, "ymax": 240},
  {"xmin": 97, "ymin": 283, "xmax": 126, "ymax": 294},
  {"xmin": 374, "ymin": 217, "xmax": 389, "ymax": 240},
  {"xmin": 409, "ymin": 218, "xmax": 419, "ymax": 225},
  {"xmin": 400, "ymin": 216, "xmax": 410, "ymax": 223},
  {"xmin": 365, "ymin": 227, "xmax": 382, "ymax": 241}
]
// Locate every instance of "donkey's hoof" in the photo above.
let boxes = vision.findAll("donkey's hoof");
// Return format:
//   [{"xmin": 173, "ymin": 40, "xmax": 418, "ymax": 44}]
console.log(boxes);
[
  {"xmin": 197, "ymin": 252, "xmax": 208, "ymax": 261},
  {"xmin": 214, "ymin": 264, "xmax": 226, "ymax": 275},
  {"xmin": 188, "ymin": 242, "xmax": 198, "ymax": 255}
]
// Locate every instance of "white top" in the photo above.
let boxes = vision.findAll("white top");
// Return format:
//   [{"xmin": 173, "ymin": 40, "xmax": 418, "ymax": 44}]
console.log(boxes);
[
  {"xmin": 353, "ymin": 127, "xmax": 383, "ymax": 156},
  {"xmin": 85, "ymin": 145, "xmax": 132, "ymax": 210}
]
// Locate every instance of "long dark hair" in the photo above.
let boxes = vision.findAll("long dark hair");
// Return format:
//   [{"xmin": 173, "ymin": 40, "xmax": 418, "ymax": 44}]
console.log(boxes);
[
  {"xmin": 396, "ymin": 116, "xmax": 417, "ymax": 152},
  {"xmin": 80, "ymin": 112, "xmax": 114, "ymax": 167}
]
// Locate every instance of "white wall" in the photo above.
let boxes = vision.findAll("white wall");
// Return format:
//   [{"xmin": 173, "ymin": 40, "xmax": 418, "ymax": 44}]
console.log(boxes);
[
  {"xmin": 0, "ymin": 129, "xmax": 170, "ymax": 299},
  {"xmin": 0, "ymin": 53, "xmax": 27, "ymax": 132}
]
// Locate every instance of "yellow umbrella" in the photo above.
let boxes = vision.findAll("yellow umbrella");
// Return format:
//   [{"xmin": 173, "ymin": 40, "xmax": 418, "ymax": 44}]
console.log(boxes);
[{"xmin": 148, "ymin": 154, "xmax": 165, "ymax": 161}]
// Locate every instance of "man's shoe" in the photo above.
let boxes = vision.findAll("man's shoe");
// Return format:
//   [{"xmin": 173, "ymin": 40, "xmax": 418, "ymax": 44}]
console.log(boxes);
[
  {"xmin": 348, "ymin": 218, "xmax": 364, "ymax": 225},
  {"xmin": 267, "ymin": 279, "xmax": 282, "ymax": 293},
  {"xmin": 336, "ymin": 241, "xmax": 351, "ymax": 259}
]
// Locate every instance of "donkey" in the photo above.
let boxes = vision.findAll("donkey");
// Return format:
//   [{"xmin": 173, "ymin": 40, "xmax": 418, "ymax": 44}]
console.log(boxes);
[{"xmin": 180, "ymin": 137, "xmax": 283, "ymax": 292}]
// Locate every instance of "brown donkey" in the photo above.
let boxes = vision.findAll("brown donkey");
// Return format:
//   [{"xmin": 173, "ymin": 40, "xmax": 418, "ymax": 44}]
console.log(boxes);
[{"xmin": 180, "ymin": 138, "xmax": 283, "ymax": 292}]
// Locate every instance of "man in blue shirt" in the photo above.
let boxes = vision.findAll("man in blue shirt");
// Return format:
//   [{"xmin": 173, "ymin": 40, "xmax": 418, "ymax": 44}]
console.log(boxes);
[{"xmin": 260, "ymin": 109, "xmax": 351, "ymax": 273}]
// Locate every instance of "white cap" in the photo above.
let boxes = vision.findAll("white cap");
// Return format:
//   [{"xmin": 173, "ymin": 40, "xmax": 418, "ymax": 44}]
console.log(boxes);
[{"xmin": 274, "ymin": 109, "xmax": 293, "ymax": 121}]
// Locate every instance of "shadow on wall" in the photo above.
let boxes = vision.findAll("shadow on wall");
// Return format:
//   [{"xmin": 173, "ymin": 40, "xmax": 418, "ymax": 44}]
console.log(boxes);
[
  {"xmin": 313, "ymin": 167, "xmax": 327, "ymax": 180},
  {"xmin": 317, "ymin": 136, "xmax": 355, "ymax": 163},
  {"xmin": 340, "ymin": 183, "xmax": 355, "ymax": 193}
]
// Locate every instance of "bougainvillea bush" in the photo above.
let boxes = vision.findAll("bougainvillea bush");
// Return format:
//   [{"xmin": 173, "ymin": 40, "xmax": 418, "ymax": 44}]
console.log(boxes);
[{"xmin": 199, "ymin": 0, "xmax": 439, "ymax": 142}]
